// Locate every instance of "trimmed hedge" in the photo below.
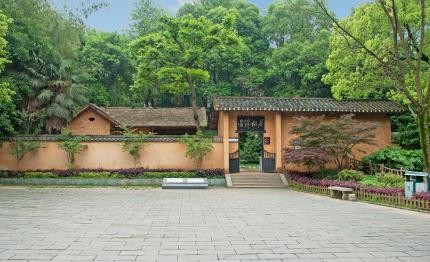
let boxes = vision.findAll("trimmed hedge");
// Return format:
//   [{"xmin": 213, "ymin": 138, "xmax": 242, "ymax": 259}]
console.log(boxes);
[{"xmin": 0, "ymin": 168, "xmax": 224, "ymax": 179}]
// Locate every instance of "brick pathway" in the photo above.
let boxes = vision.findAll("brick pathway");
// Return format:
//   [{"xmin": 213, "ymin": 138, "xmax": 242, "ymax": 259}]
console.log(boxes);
[{"xmin": 0, "ymin": 187, "xmax": 429, "ymax": 261}]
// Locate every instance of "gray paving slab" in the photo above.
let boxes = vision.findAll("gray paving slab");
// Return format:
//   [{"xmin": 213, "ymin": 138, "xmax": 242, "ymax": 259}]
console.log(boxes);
[{"xmin": 0, "ymin": 186, "xmax": 429, "ymax": 261}]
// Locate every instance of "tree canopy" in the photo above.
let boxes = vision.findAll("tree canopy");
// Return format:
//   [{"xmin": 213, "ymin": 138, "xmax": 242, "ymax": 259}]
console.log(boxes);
[
  {"xmin": 318, "ymin": 0, "xmax": 430, "ymax": 170},
  {"xmin": 0, "ymin": 0, "xmax": 424, "ymax": 163},
  {"xmin": 0, "ymin": 10, "xmax": 16, "ymax": 139},
  {"xmin": 0, "ymin": 0, "xmax": 336, "ymax": 136}
]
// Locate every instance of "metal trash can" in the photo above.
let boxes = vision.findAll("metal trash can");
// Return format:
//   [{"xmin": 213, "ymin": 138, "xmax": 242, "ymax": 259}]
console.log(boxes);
[{"xmin": 404, "ymin": 171, "xmax": 429, "ymax": 199}]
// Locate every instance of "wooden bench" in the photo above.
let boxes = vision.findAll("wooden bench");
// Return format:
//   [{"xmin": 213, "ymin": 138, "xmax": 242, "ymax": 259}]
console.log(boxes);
[{"xmin": 328, "ymin": 186, "xmax": 353, "ymax": 200}]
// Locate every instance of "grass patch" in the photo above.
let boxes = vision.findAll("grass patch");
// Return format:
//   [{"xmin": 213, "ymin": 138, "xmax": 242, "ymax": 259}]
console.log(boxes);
[
  {"xmin": 76, "ymin": 172, "xmax": 125, "ymax": 179},
  {"xmin": 23, "ymin": 172, "xmax": 58, "ymax": 178}
]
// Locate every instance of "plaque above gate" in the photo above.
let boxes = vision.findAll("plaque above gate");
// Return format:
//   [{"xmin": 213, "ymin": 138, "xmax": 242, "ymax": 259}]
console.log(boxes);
[{"xmin": 237, "ymin": 116, "xmax": 265, "ymax": 132}]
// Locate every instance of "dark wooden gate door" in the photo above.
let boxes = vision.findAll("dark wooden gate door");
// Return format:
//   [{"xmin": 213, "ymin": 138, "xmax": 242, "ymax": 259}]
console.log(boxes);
[
  {"xmin": 229, "ymin": 150, "xmax": 240, "ymax": 173},
  {"xmin": 262, "ymin": 150, "xmax": 275, "ymax": 173}
]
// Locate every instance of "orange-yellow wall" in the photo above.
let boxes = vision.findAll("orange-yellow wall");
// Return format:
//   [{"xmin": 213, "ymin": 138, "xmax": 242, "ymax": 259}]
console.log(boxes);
[
  {"xmin": 281, "ymin": 112, "xmax": 392, "ymax": 171},
  {"xmin": 1, "ymin": 111, "xmax": 393, "ymax": 173},
  {"xmin": 0, "ymin": 142, "xmax": 224, "ymax": 171},
  {"xmin": 68, "ymin": 110, "xmax": 112, "ymax": 135},
  {"xmin": 217, "ymin": 110, "xmax": 393, "ymax": 172}
]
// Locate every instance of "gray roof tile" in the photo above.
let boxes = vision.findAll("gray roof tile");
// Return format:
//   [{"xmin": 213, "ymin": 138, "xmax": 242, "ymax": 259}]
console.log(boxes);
[{"xmin": 212, "ymin": 97, "xmax": 404, "ymax": 114}]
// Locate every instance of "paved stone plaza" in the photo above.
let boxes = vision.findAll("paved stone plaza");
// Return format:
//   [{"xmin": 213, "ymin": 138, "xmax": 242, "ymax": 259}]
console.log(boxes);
[{"xmin": 0, "ymin": 187, "xmax": 429, "ymax": 261}]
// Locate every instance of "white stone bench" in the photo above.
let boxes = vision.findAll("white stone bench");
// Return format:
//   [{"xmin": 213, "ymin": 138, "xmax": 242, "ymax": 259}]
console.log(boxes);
[
  {"xmin": 162, "ymin": 178, "xmax": 208, "ymax": 189},
  {"xmin": 328, "ymin": 186, "xmax": 353, "ymax": 200}
]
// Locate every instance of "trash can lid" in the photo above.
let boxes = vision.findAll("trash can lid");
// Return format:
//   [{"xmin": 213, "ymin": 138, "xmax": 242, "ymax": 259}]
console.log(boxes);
[{"xmin": 404, "ymin": 171, "xmax": 429, "ymax": 177}]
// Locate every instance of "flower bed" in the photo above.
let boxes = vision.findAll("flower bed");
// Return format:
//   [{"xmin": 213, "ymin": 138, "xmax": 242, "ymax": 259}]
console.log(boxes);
[
  {"xmin": 288, "ymin": 173, "xmax": 429, "ymax": 210},
  {"xmin": 0, "ymin": 168, "xmax": 225, "ymax": 179},
  {"xmin": 288, "ymin": 173, "xmax": 403, "ymax": 195},
  {"xmin": 415, "ymin": 192, "xmax": 430, "ymax": 201}
]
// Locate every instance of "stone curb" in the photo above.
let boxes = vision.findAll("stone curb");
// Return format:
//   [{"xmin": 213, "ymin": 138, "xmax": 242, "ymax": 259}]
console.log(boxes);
[
  {"xmin": 279, "ymin": 173, "xmax": 289, "ymax": 187},
  {"xmin": 0, "ymin": 178, "xmax": 226, "ymax": 186}
]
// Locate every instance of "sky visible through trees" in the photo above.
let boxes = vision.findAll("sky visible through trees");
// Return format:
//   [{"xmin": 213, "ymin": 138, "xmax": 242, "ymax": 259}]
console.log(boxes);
[{"xmin": 52, "ymin": 0, "xmax": 370, "ymax": 32}]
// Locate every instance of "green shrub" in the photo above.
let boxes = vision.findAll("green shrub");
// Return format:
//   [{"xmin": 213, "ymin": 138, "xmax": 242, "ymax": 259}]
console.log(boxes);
[
  {"xmin": 58, "ymin": 129, "xmax": 88, "ymax": 169},
  {"xmin": 338, "ymin": 169, "xmax": 365, "ymax": 181},
  {"xmin": 180, "ymin": 131, "xmax": 214, "ymax": 168},
  {"xmin": 77, "ymin": 172, "xmax": 125, "ymax": 179},
  {"xmin": 377, "ymin": 172, "xmax": 404, "ymax": 188},
  {"xmin": 23, "ymin": 172, "xmax": 58, "ymax": 178},
  {"xmin": 362, "ymin": 146, "xmax": 424, "ymax": 171},
  {"xmin": 9, "ymin": 140, "xmax": 40, "ymax": 165},
  {"xmin": 138, "ymin": 172, "xmax": 198, "ymax": 179},
  {"xmin": 121, "ymin": 128, "xmax": 150, "ymax": 167},
  {"xmin": 360, "ymin": 173, "xmax": 404, "ymax": 188}
]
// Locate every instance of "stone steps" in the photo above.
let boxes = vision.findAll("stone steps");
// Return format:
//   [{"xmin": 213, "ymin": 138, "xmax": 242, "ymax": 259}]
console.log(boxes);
[{"xmin": 229, "ymin": 173, "xmax": 286, "ymax": 188}]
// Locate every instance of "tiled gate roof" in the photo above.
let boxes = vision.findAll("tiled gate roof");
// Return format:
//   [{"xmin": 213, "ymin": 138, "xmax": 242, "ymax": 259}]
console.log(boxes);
[{"xmin": 212, "ymin": 97, "xmax": 404, "ymax": 114}]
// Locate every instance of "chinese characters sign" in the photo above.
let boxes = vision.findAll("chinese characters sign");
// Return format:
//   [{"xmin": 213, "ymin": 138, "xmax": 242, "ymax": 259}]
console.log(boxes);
[{"xmin": 237, "ymin": 116, "xmax": 265, "ymax": 132}]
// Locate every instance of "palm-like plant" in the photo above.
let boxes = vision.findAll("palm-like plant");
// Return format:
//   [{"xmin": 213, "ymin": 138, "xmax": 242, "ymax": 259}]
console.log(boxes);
[{"xmin": 21, "ymin": 58, "xmax": 88, "ymax": 134}]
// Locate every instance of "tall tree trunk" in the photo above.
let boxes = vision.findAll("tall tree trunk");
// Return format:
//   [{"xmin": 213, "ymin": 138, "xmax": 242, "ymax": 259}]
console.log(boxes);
[{"xmin": 417, "ymin": 112, "xmax": 430, "ymax": 171}]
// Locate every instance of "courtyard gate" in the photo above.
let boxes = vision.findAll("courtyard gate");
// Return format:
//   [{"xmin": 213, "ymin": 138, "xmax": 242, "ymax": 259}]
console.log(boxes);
[
  {"xmin": 262, "ymin": 150, "xmax": 275, "ymax": 173},
  {"xmin": 229, "ymin": 150, "xmax": 240, "ymax": 173}
]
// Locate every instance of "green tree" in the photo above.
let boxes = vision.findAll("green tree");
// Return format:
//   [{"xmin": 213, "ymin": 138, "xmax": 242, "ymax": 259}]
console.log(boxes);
[
  {"xmin": 263, "ymin": 0, "xmax": 331, "ymax": 47},
  {"xmin": 263, "ymin": 0, "xmax": 332, "ymax": 97},
  {"xmin": 180, "ymin": 130, "xmax": 214, "ymax": 169},
  {"xmin": 0, "ymin": 11, "xmax": 9, "ymax": 71},
  {"xmin": 131, "ymin": 15, "xmax": 246, "ymax": 127},
  {"xmin": 322, "ymin": 3, "xmax": 394, "ymax": 99},
  {"xmin": 130, "ymin": 32, "xmax": 179, "ymax": 106},
  {"xmin": 81, "ymin": 30, "xmax": 134, "ymax": 106},
  {"xmin": 0, "ymin": 10, "xmax": 18, "ymax": 138},
  {"xmin": 0, "ymin": 0, "xmax": 97, "ymax": 134},
  {"xmin": 58, "ymin": 129, "xmax": 88, "ymax": 170},
  {"xmin": 0, "ymin": 86, "xmax": 19, "ymax": 138},
  {"xmin": 316, "ymin": 0, "xmax": 430, "ymax": 170},
  {"xmin": 22, "ymin": 58, "xmax": 88, "ymax": 134},
  {"xmin": 8, "ymin": 139, "xmax": 40, "ymax": 167},
  {"xmin": 130, "ymin": 0, "xmax": 166, "ymax": 36},
  {"xmin": 178, "ymin": 0, "xmax": 268, "ymax": 96}
]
